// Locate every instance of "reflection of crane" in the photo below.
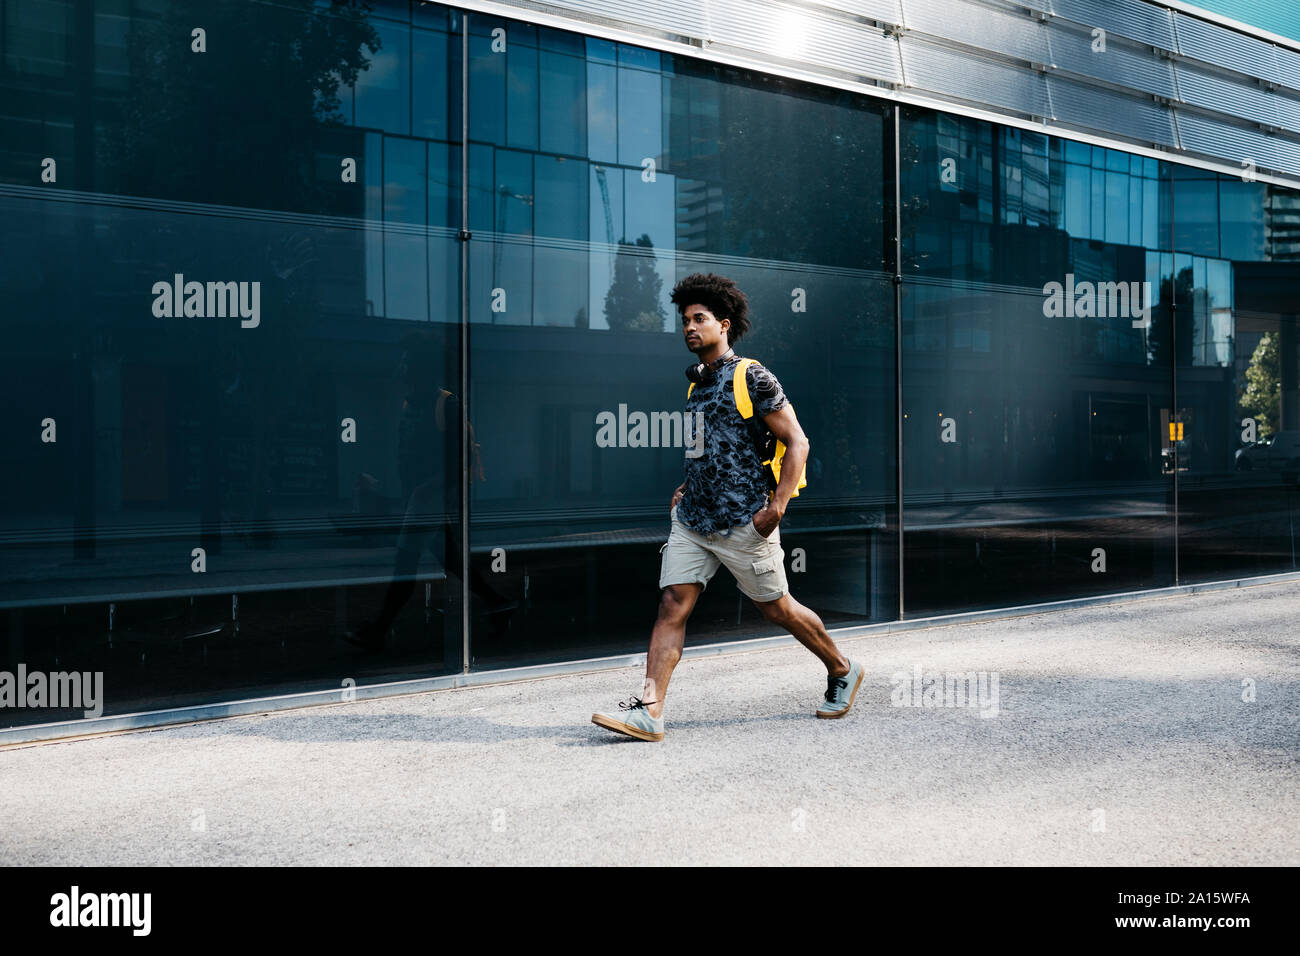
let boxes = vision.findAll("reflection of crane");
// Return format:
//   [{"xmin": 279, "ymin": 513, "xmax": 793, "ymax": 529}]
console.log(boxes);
[
  {"xmin": 593, "ymin": 165, "xmax": 618, "ymax": 329},
  {"xmin": 495, "ymin": 183, "xmax": 533, "ymax": 302},
  {"xmin": 593, "ymin": 165, "xmax": 616, "ymax": 247}
]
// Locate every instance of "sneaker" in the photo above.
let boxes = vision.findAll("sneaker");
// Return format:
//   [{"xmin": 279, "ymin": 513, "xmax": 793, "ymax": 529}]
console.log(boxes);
[
  {"xmin": 816, "ymin": 658, "xmax": 863, "ymax": 719},
  {"xmin": 591, "ymin": 696, "xmax": 665, "ymax": 742}
]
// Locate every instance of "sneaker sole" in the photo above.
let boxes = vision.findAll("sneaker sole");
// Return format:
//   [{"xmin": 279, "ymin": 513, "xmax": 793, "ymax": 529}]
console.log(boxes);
[
  {"xmin": 816, "ymin": 666, "xmax": 863, "ymax": 719},
  {"xmin": 591, "ymin": 714, "xmax": 664, "ymax": 741}
]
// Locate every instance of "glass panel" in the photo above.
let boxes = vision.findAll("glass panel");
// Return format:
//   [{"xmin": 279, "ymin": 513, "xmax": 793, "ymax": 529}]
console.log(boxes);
[
  {"xmin": 1176, "ymin": 169, "xmax": 1300, "ymax": 582},
  {"xmin": 413, "ymin": 25, "xmax": 452, "ymax": 142},
  {"xmin": 540, "ymin": 49, "xmax": 585, "ymax": 157},
  {"xmin": 1172, "ymin": 164, "xmax": 1220, "ymax": 259},
  {"xmin": 586, "ymin": 61, "xmax": 619, "ymax": 164},
  {"xmin": 506, "ymin": 42, "xmax": 539, "ymax": 151},
  {"xmin": 384, "ymin": 136, "xmax": 429, "ymax": 320},
  {"xmin": 1218, "ymin": 179, "xmax": 1267, "ymax": 261},
  {"xmin": 0, "ymin": 1, "xmax": 464, "ymax": 729},
  {"xmin": 15, "ymin": 0, "xmax": 1299, "ymax": 730},
  {"xmin": 901, "ymin": 107, "xmax": 1175, "ymax": 614},
  {"xmin": 468, "ymin": 17, "xmax": 505, "ymax": 145},
  {"xmin": 355, "ymin": 19, "xmax": 411, "ymax": 135},
  {"xmin": 466, "ymin": 14, "xmax": 897, "ymax": 669}
]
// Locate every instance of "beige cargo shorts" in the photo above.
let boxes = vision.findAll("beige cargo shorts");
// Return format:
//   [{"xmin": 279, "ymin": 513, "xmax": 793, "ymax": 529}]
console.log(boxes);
[{"xmin": 659, "ymin": 503, "xmax": 789, "ymax": 602}]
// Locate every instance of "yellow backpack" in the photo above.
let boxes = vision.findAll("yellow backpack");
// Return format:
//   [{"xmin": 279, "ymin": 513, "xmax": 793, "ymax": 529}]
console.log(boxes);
[{"xmin": 687, "ymin": 358, "xmax": 808, "ymax": 498}]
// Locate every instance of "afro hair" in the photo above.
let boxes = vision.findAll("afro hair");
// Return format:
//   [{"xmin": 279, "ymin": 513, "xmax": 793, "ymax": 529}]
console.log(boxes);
[{"xmin": 669, "ymin": 272, "xmax": 752, "ymax": 346}]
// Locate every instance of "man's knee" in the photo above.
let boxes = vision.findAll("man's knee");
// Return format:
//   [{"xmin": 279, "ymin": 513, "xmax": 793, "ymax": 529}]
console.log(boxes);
[
  {"xmin": 754, "ymin": 592, "xmax": 795, "ymax": 625},
  {"xmin": 658, "ymin": 583, "xmax": 698, "ymax": 622}
]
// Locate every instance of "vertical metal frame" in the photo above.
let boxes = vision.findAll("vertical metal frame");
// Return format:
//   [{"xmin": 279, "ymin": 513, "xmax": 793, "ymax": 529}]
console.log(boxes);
[
  {"xmin": 1169, "ymin": 162, "xmax": 1179, "ymax": 586},
  {"xmin": 893, "ymin": 104, "xmax": 905, "ymax": 620},
  {"xmin": 459, "ymin": 12, "xmax": 472, "ymax": 672}
]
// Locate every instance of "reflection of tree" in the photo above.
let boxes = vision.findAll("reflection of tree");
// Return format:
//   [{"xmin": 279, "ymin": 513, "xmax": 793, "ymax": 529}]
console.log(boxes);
[
  {"xmin": 1147, "ymin": 267, "xmax": 1195, "ymax": 367},
  {"xmin": 101, "ymin": 0, "xmax": 380, "ymax": 212},
  {"xmin": 1240, "ymin": 332, "xmax": 1281, "ymax": 437},
  {"xmin": 604, "ymin": 234, "xmax": 664, "ymax": 331}
]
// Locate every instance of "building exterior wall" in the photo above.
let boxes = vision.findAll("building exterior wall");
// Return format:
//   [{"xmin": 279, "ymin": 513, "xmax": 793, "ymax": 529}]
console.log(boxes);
[
  {"xmin": 1, "ymin": 0, "xmax": 1297, "ymax": 736},
  {"xmin": 452, "ymin": 0, "xmax": 1300, "ymax": 187}
]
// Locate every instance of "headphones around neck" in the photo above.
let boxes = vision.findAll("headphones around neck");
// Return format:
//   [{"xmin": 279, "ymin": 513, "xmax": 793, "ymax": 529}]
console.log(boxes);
[{"xmin": 685, "ymin": 347, "xmax": 736, "ymax": 385}]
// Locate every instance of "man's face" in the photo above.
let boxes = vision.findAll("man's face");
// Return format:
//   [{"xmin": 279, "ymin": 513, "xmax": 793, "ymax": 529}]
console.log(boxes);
[{"xmin": 681, "ymin": 304, "xmax": 729, "ymax": 355}]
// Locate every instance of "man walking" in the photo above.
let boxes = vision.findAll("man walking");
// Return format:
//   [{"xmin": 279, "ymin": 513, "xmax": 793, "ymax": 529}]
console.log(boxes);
[{"xmin": 592, "ymin": 272, "xmax": 862, "ymax": 742}]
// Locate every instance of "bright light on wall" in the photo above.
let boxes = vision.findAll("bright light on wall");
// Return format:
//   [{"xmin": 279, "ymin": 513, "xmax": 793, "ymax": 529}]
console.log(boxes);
[{"xmin": 772, "ymin": 9, "xmax": 809, "ymax": 59}]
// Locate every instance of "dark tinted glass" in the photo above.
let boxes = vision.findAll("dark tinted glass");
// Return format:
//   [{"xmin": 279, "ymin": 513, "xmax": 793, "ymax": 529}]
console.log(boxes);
[
  {"xmin": 0, "ymin": 1, "xmax": 464, "ymax": 727},
  {"xmin": 1175, "ymin": 169, "xmax": 1300, "ymax": 582},
  {"xmin": 463, "ymin": 13, "xmax": 897, "ymax": 669},
  {"xmin": 6, "ymin": 1, "xmax": 1297, "ymax": 732},
  {"xmin": 900, "ymin": 107, "xmax": 1176, "ymax": 614}
]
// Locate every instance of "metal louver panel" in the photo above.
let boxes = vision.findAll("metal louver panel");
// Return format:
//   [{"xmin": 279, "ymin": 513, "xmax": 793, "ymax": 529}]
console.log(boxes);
[
  {"xmin": 902, "ymin": 0, "xmax": 1050, "ymax": 65},
  {"xmin": 1177, "ymin": 112, "xmax": 1300, "ymax": 177},
  {"xmin": 1274, "ymin": 44, "xmax": 1300, "ymax": 94},
  {"xmin": 900, "ymin": 35, "xmax": 1051, "ymax": 117},
  {"xmin": 1177, "ymin": 64, "xmax": 1300, "ymax": 137},
  {"xmin": 801, "ymin": 0, "xmax": 904, "ymax": 26},
  {"xmin": 1046, "ymin": 19, "xmax": 1177, "ymax": 99},
  {"xmin": 467, "ymin": 0, "xmax": 1300, "ymax": 186},
  {"xmin": 524, "ymin": 0, "xmax": 712, "ymax": 37},
  {"xmin": 1049, "ymin": 0, "xmax": 1176, "ymax": 52},
  {"xmin": 707, "ymin": 0, "xmax": 902, "ymax": 85},
  {"xmin": 1049, "ymin": 74, "xmax": 1177, "ymax": 146},
  {"xmin": 1173, "ymin": 12, "xmax": 1287, "ymax": 88}
]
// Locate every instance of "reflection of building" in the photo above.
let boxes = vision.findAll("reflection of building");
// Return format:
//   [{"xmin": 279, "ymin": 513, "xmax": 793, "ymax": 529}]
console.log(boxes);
[
  {"xmin": 1268, "ymin": 186, "xmax": 1300, "ymax": 260},
  {"xmin": 4, "ymin": 0, "xmax": 1300, "ymax": 742}
]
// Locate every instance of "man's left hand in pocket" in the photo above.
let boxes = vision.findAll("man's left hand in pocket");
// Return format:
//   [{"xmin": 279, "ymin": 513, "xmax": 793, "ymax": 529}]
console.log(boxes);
[{"xmin": 750, "ymin": 500, "xmax": 784, "ymax": 538}]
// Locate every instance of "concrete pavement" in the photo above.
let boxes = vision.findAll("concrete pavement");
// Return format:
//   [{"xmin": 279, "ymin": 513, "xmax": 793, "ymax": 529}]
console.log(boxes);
[{"xmin": 1, "ymin": 579, "xmax": 1297, "ymax": 865}]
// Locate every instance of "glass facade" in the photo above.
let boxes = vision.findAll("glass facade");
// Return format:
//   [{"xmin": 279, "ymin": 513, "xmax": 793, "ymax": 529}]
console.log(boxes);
[
  {"xmin": 900, "ymin": 112, "xmax": 1177, "ymax": 613},
  {"xmin": 1, "ymin": 1, "xmax": 1297, "ymax": 729}
]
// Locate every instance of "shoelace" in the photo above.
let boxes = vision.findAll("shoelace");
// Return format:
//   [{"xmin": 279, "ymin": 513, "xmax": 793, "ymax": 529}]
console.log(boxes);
[
  {"xmin": 618, "ymin": 696, "xmax": 659, "ymax": 712},
  {"xmin": 824, "ymin": 674, "xmax": 848, "ymax": 703}
]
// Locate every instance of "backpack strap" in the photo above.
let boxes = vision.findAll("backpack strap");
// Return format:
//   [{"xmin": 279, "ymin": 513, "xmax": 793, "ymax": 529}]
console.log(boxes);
[
  {"xmin": 736, "ymin": 359, "xmax": 808, "ymax": 498},
  {"xmin": 733, "ymin": 359, "xmax": 758, "ymax": 419}
]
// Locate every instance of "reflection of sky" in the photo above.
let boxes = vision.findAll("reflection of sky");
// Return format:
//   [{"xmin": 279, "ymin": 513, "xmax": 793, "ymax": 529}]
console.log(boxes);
[
  {"xmin": 624, "ymin": 168, "xmax": 675, "ymax": 253},
  {"xmin": 384, "ymin": 138, "xmax": 425, "ymax": 224},
  {"xmin": 355, "ymin": 21, "xmax": 409, "ymax": 134},
  {"xmin": 617, "ymin": 67, "xmax": 662, "ymax": 167},
  {"xmin": 587, "ymin": 62, "xmax": 618, "ymax": 162}
]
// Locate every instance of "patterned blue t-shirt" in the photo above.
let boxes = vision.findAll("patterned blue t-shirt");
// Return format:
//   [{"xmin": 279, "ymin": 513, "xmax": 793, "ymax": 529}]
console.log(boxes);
[{"xmin": 675, "ymin": 356, "xmax": 789, "ymax": 535}]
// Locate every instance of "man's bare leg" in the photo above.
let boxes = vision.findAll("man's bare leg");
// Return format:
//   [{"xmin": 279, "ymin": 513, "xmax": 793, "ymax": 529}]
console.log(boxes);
[
  {"xmin": 641, "ymin": 583, "xmax": 702, "ymax": 719},
  {"xmin": 754, "ymin": 593, "xmax": 849, "ymax": 677}
]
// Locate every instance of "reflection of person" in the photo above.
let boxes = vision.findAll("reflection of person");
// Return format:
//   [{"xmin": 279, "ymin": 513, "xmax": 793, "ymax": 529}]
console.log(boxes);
[
  {"xmin": 343, "ymin": 331, "xmax": 513, "ymax": 654},
  {"xmin": 591, "ymin": 273, "xmax": 861, "ymax": 742}
]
